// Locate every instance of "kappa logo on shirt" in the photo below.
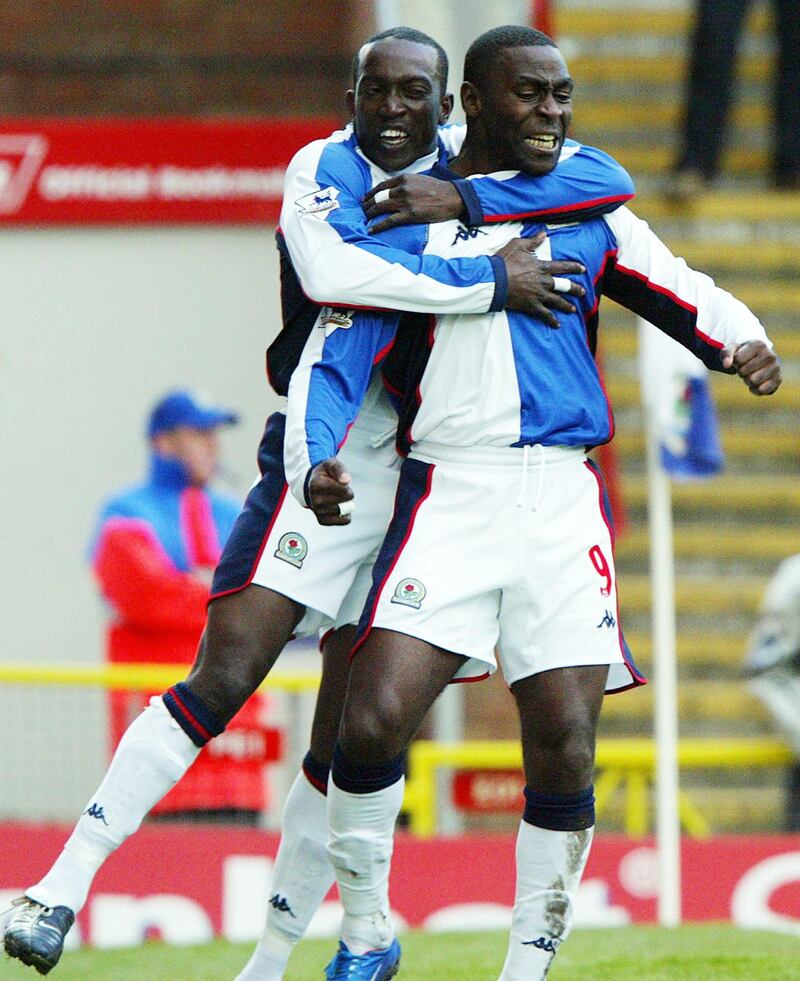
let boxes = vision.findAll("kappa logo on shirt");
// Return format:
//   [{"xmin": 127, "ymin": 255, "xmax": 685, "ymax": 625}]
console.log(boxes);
[
  {"xmin": 451, "ymin": 223, "xmax": 488, "ymax": 246},
  {"xmin": 274, "ymin": 532, "xmax": 308, "ymax": 569},
  {"xmin": 295, "ymin": 185, "xmax": 340, "ymax": 219},
  {"xmin": 391, "ymin": 578, "xmax": 426, "ymax": 609}
]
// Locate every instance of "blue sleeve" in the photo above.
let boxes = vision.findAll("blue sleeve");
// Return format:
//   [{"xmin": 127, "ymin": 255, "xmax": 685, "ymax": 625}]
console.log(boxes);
[
  {"xmin": 453, "ymin": 142, "xmax": 635, "ymax": 226},
  {"xmin": 284, "ymin": 309, "xmax": 401, "ymax": 504}
]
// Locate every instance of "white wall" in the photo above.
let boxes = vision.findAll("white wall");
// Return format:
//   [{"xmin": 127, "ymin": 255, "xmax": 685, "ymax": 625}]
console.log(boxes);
[
  {"xmin": 0, "ymin": 226, "xmax": 285, "ymax": 817},
  {"xmin": 1, "ymin": 225, "xmax": 283, "ymax": 666}
]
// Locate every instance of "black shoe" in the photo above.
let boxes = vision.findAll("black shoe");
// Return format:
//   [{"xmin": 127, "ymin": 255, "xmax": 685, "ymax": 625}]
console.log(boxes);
[{"xmin": 3, "ymin": 897, "xmax": 74, "ymax": 975}]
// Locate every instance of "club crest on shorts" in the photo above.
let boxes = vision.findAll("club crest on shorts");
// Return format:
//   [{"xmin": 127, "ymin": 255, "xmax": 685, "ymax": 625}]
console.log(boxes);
[
  {"xmin": 274, "ymin": 532, "xmax": 308, "ymax": 569},
  {"xmin": 391, "ymin": 577, "xmax": 426, "ymax": 609}
]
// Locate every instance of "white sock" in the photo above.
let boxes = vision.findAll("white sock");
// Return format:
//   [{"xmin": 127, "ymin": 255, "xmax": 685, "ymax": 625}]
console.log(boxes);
[
  {"xmin": 235, "ymin": 770, "xmax": 334, "ymax": 981},
  {"xmin": 27, "ymin": 697, "xmax": 200, "ymax": 914},
  {"xmin": 498, "ymin": 821, "xmax": 594, "ymax": 981},
  {"xmin": 327, "ymin": 775, "xmax": 404, "ymax": 955}
]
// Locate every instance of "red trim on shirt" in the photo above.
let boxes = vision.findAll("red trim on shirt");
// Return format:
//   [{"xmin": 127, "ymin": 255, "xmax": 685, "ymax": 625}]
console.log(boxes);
[{"xmin": 482, "ymin": 192, "xmax": 634, "ymax": 224}]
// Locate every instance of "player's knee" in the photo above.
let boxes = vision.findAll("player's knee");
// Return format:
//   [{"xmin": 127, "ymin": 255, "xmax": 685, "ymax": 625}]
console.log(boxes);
[
  {"xmin": 543, "ymin": 725, "xmax": 596, "ymax": 789},
  {"xmin": 525, "ymin": 722, "xmax": 596, "ymax": 791},
  {"xmin": 340, "ymin": 691, "xmax": 406, "ymax": 762},
  {"xmin": 188, "ymin": 615, "xmax": 281, "ymax": 721},
  {"xmin": 186, "ymin": 639, "xmax": 259, "ymax": 724}
]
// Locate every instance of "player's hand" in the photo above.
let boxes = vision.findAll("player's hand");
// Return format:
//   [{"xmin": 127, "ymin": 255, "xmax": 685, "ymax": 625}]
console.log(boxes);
[
  {"xmin": 721, "ymin": 340, "xmax": 782, "ymax": 395},
  {"xmin": 307, "ymin": 457, "xmax": 355, "ymax": 525},
  {"xmin": 498, "ymin": 233, "xmax": 586, "ymax": 329},
  {"xmin": 363, "ymin": 175, "xmax": 463, "ymax": 234}
]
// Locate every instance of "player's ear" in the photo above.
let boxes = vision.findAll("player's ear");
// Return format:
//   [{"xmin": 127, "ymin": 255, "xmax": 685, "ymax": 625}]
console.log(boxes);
[
  {"xmin": 345, "ymin": 88, "xmax": 355, "ymax": 119},
  {"xmin": 460, "ymin": 81, "xmax": 481, "ymax": 118},
  {"xmin": 438, "ymin": 92, "xmax": 455, "ymax": 125}
]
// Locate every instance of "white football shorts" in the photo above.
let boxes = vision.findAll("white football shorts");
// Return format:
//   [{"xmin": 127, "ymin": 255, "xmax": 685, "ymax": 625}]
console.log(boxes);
[
  {"xmin": 354, "ymin": 441, "xmax": 644, "ymax": 692},
  {"xmin": 211, "ymin": 383, "xmax": 400, "ymax": 637}
]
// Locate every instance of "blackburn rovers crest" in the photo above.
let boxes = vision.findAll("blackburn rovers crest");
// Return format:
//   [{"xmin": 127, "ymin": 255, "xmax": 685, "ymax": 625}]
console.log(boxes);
[
  {"xmin": 391, "ymin": 577, "xmax": 426, "ymax": 609},
  {"xmin": 274, "ymin": 532, "xmax": 308, "ymax": 569},
  {"xmin": 319, "ymin": 307, "xmax": 354, "ymax": 334}
]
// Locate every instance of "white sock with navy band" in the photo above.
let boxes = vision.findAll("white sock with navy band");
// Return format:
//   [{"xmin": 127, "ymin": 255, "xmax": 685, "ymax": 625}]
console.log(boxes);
[
  {"xmin": 26, "ymin": 696, "xmax": 203, "ymax": 914},
  {"xmin": 327, "ymin": 744, "xmax": 405, "ymax": 955},
  {"xmin": 499, "ymin": 785, "xmax": 595, "ymax": 981},
  {"xmin": 235, "ymin": 754, "xmax": 334, "ymax": 981}
]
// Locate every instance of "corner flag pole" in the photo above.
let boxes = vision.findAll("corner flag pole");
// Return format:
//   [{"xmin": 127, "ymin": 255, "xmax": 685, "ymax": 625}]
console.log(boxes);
[{"xmin": 639, "ymin": 318, "xmax": 682, "ymax": 926}]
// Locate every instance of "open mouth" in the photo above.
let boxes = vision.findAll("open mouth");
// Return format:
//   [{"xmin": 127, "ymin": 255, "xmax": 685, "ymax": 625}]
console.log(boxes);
[
  {"xmin": 379, "ymin": 128, "xmax": 410, "ymax": 148},
  {"xmin": 524, "ymin": 134, "xmax": 559, "ymax": 153}
]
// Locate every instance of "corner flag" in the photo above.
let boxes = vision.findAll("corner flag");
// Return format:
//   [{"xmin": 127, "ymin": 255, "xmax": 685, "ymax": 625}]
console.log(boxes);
[{"xmin": 639, "ymin": 321, "xmax": 724, "ymax": 481}]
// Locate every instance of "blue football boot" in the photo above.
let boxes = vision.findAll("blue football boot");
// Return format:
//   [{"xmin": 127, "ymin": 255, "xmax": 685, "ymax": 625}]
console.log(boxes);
[
  {"xmin": 324, "ymin": 938, "xmax": 401, "ymax": 979},
  {"xmin": 3, "ymin": 897, "xmax": 75, "ymax": 975}
]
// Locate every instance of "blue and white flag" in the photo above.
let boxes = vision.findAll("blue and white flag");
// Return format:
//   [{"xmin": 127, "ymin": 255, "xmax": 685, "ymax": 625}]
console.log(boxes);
[{"xmin": 638, "ymin": 319, "xmax": 724, "ymax": 481}]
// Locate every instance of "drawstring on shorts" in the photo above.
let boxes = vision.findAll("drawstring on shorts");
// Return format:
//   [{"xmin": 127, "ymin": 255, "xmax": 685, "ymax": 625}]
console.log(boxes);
[{"xmin": 517, "ymin": 443, "xmax": 546, "ymax": 511}]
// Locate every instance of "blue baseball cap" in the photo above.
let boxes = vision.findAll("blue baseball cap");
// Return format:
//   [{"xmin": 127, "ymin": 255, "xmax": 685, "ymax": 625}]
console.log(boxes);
[{"xmin": 147, "ymin": 389, "xmax": 239, "ymax": 438}]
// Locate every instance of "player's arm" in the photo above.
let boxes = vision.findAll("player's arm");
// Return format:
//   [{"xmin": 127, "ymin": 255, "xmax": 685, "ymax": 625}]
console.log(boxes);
[
  {"xmin": 363, "ymin": 142, "xmax": 635, "ymax": 232},
  {"xmin": 281, "ymin": 141, "xmax": 505, "ymax": 315},
  {"xmin": 92, "ymin": 518, "xmax": 209, "ymax": 628},
  {"xmin": 283, "ymin": 308, "xmax": 401, "ymax": 522},
  {"xmin": 602, "ymin": 206, "xmax": 781, "ymax": 395}
]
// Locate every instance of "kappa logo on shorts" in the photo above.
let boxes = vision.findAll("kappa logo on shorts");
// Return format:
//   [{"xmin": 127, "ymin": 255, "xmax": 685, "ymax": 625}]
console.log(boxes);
[
  {"xmin": 391, "ymin": 577, "xmax": 426, "ymax": 609},
  {"xmin": 319, "ymin": 306, "xmax": 354, "ymax": 333},
  {"xmin": 294, "ymin": 185, "xmax": 340, "ymax": 218},
  {"xmin": 274, "ymin": 532, "xmax": 308, "ymax": 569},
  {"xmin": 597, "ymin": 609, "xmax": 616, "ymax": 629}
]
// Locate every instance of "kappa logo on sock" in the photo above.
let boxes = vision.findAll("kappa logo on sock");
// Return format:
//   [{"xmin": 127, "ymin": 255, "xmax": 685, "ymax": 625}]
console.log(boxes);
[
  {"xmin": 522, "ymin": 936, "xmax": 558, "ymax": 953},
  {"xmin": 83, "ymin": 802, "xmax": 109, "ymax": 825},
  {"xmin": 269, "ymin": 893, "xmax": 297, "ymax": 918},
  {"xmin": 274, "ymin": 532, "xmax": 308, "ymax": 569}
]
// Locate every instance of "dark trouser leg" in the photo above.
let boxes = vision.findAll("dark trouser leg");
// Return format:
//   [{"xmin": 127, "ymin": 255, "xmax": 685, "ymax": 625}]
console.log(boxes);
[
  {"xmin": 773, "ymin": 0, "xmax": 800, "ymax": 183},
  {"xmin": 785, "ymin": 760, "xmax": 800, "ymax": 832},
  {"xmin": 676, "ymin": 0, "xmax": 751, "ymax": 176}
]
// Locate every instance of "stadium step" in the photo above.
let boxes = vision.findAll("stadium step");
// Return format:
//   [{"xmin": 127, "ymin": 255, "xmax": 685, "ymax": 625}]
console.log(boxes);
[
  {"xmin": 555, "ymin": 5, "xmax": 772, "ymax": 38},
  {"xmin": 623, "ymin": 631, "xmax": 746, "ymax": 668},
  {"xmin": 603, "ymin": 327, "xmax": 800, "ymax": 361},
  {"xmin": 619, "ymin": 475, "xmax": 800, "ymax": 513},
  {"xmin": 619, "ymin": 574, "xmax": 766, "ymax": 617},
  {"xmin": 634, "ymin": 191, "xmax": 800, "ymax": 224},
  {"xmin": 599, "ymin": 679, "xmax": 769, "ymax": 725},
  {"xmin": 607, "ymin": 374, "xmax": 800, "ymax": 411},
  {"xmin": 617, "ymin": 525, "xmax": 800, "ymax": 564},
  {"xmin": 612, "ymin": 426, "xmax": 795, "ymax": 463}
]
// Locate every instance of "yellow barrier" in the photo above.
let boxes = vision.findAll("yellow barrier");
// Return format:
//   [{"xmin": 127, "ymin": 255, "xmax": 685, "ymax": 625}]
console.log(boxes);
[
  {"xmin": 2, "ymin": 664, "xmax": 792, "ymax": 839},
  {"xmin": 0, "ymin": 661, "xmax": 322, "ymax": 694},
  {"xmin": 404, "ymin": 738, "xmax": 794, "ymax": 839}
]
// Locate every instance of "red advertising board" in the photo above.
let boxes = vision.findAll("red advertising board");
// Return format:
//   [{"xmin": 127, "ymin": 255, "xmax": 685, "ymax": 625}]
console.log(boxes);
[
  {"xmin": 2, "ymin": 823, "xmax": 800, "ymax": 949},
  {"xmin": 0, "ymin": 118, "xmax": 339, "ymax": 225}
]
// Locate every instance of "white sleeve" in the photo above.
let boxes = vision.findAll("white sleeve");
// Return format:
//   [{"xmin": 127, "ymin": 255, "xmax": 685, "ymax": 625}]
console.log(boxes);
[
  {"xmin": 279, "ymin": 141, "xmax": 503, "ymax": 315},
  {"xmin": 603, "ymin": 207, "xmax": 772, "ymax": 365}
]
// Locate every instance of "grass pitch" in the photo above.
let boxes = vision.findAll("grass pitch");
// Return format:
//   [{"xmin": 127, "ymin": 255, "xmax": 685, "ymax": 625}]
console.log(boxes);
[{"xmin": 5, "ymin": 925, "xmax": 800, "ymax": 979}]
